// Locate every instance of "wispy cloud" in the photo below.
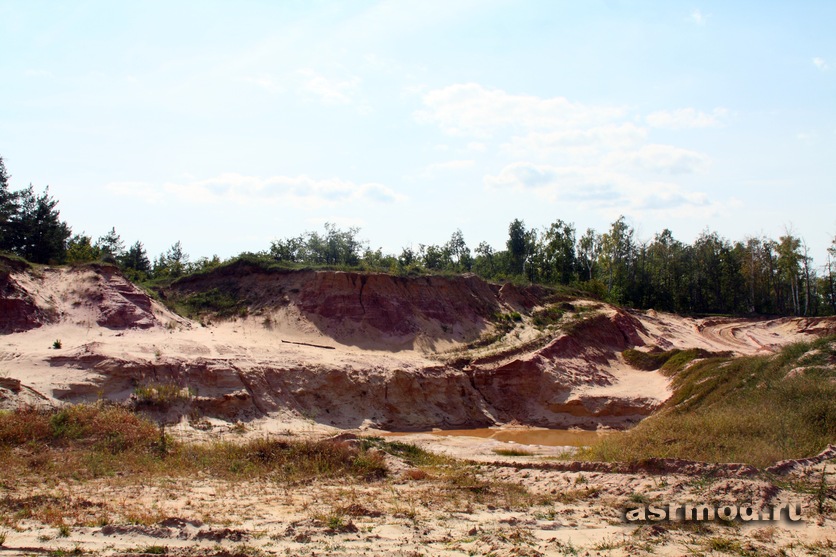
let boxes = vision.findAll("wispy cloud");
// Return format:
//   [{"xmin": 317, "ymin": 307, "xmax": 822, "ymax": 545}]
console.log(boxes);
[
  {"xmin": 502, "ymin": 123, "xmax": 647, "ymax": 160},
  {"xmin": 646, "ymin": 107, "xmax": 728, "ymax": 129},
  {"xmin": 484, "ymin": 162, "xmax": 718, "ymax": 216},
  {"xmin": 608, "ymin": 144, "xmax": 711, "ymax": 175},
  {"xmin": 107, "ymin": 173, "xmax": 404, "ymax": 208},
  {"xmin": 419, "ymin": 82, "xmax": 720, "ymax": 219},
  {"xmin": 298, "ymin": 69, "xmax": 361, "ymax": 105},
  {"xmin": 813, "ymin": 57, "xmax": 829, "ymax": 71},
  {"xmin": 415, "ymin": 83, "xmax": 625, "ymax": 137},
  {"xmin": 690, "ymin": 9, "xmax": 708, "ymax": 26}
]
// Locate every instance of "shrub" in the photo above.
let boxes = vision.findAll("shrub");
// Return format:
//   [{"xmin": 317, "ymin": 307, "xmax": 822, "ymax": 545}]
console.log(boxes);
[{"xmin": 132, "ymin": 383, "xmax": 189, "ymax": 407}]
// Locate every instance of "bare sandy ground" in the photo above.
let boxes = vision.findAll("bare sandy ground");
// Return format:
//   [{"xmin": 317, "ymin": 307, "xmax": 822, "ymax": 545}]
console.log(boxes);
[{"xmin": 0, "ymin": 439, "xmax": 833, "ymax": 557}]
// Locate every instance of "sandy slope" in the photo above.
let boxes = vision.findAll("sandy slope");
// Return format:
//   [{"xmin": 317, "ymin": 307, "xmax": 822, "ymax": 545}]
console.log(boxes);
[{"xmin": 1, "ymin": 263, "xmax": 834, "ymax": 432}]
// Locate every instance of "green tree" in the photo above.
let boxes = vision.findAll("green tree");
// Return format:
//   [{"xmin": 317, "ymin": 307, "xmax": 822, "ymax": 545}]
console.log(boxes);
[
  {"xmin": 95, "ymin": 227, "xmax": 125, "ymax": 262},
  {"xmin": 419, "ymin": 243, "xmax": 450, "ymax": 271},
  {"xmin": 598, "ymin": 216, "xmax": 634, "ymax": 302},
  {"xmin": 445, "ymin": 229, "xmax": 472, "ymax": 271},
  {"xmin": 121, "ymin": 241, "xmax": 151, "ymax": 274},
  {"xmin": 66, "ymin": 233, "xmax": 100, "ymax": 263},
  {"xmin": 507, "ymin": 219, "xmax": 528, "ymax": 276},
  {"xmin": 0, "ymin": 156, "xmax": 17, "ymax": 252},
  {"xmin": 472, "ymin": 241, "xmax": 496, "ymax": 278},
  {"xmin": 826, "ymin": 235, "xmax": 836, "ymax": 314},
  {"xmin": 540, "ymin": 219, "xmax": 576, "ymax": 284},
  {"xmin": 154, "ymin": 241, "xmax": 189, "ymax": 278},
  {"xmin": 577, "ymin": 228, "xmax": 599, "ymax": 282},
  {"xmin": 8, "ymin": 185, "xmax": 71, "ymax": 264}
]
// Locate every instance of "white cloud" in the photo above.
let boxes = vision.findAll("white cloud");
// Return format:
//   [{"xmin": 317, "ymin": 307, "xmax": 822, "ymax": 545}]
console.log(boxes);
[
  {"xmin": 690, "ymin": 9, "xmax": 708, "ymax": 26},
  {"xmin": 502, "ymin": 123, "xmax": 647, "ymax": 160},
  {"xmin": 609, "ymin": 144, "xmax": 710, "ymax": 174},
  {"xmin": 415, "ymin": 83, "xmax": 626, "ymax": 137},
  {"xmin": 646, "ymin": 107, "xmax": 728, "ymax": 129},
  {"xmin": 484, "ymin": 162, "xmax": 718, "ymax": 215},
  {"xmin": 418, "ymin": 82, "xmax": 720, "ymax": 218},
  {"xmin": 298, "ymin": 69, "xmax": 360, "ymax": 105},
  {"xmin": 813, "ymin": 57, "xmax": 829, "ymax": 71},
  {"xmin": 107, "ymin": 173, "xmax": 404, "ymax": 208}
]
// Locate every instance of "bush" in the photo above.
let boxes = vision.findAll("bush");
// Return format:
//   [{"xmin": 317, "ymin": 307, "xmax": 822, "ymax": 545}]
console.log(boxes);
[
  {"xmin": 132, "ymin": 383, "xmax": 189, "ymax": 407},
  {"xmin": 0, "ymin": 404, "xmax": 157, "ymax": 451}
]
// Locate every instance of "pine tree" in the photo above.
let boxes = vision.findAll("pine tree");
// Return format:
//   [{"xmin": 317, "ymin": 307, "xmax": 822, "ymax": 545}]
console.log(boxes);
[
  {"xmin": 0, "ymin": 156, "xmax": 18, "ymax": 252},
  {"xmin": 9, "ymin": 185, "xmax": 71, "ymax": 263},
  {"xmin": 121, "ymin": 241, "xmax": 151, "ymax": 274},
  {"xmin": 95, "ymin": 227, "xmax": 125, "ymax": 262}
]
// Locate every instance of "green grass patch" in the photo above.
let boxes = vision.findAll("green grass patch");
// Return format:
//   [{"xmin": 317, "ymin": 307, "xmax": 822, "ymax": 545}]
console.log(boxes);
[
  {"xmin": 532, "ymin": 305, "xmax": 564, "ymax": 328},
  {"xmin": 578, "ymin": 337, "xmax": 836, "ymax": 467},
  {"xmin": 360, "ymin": 437, "xmax": 451, "ymax": 467},
  {"xmin": 622, "ymin": 347, "xmax": 730, "ymax": 373},
  {"xmin": 175, "ymin": 287, "xmax": 247, "ymax": 318},
  {"xmin": 492, "ymin": 448, "xmax": 535, "ymax": 457}
]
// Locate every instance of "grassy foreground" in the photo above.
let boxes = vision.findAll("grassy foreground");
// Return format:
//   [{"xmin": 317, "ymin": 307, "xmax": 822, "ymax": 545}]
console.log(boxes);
[
  {"xmin": 0, "ymin": 404, "xmax": 387, "ymax": 485},
  {"xmin": 578, "ymin": 336, "xmax": 836, "ymax": 467}
]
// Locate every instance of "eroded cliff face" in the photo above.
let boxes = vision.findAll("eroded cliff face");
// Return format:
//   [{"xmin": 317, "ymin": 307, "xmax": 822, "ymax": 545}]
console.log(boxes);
[
  {"xmin": 3, "ymin": 261, "xmax": 831, "ymax": 430},
  {"xmin": 0, "ymin": 258, "xmax": 176, "ymax": 332},
  {"xmin": 165, "ymin": 261, "xmax": 507, "ymax": 349},
  {"xmin": 0, "ymin": 257, "xmax": 49, "ymax": 333}
]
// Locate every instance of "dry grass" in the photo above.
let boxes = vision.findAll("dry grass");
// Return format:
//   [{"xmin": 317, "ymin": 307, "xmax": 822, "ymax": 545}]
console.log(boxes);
[
  {"xmin": 579, "ymin": 337, "xmax": 836, "ymax": 467},
  {"xmin": 0, "ymin": 404, "xmax": 387, "ymax": 487}
]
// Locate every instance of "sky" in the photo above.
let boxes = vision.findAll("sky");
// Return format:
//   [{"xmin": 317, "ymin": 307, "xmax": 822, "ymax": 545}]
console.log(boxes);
[{"xmin": 1, "ymin": 0, "xmax": 834, "ymax": 266}]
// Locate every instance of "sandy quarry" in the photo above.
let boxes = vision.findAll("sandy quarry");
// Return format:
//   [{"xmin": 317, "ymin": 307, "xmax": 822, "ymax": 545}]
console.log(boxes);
[
  {"xmin": 2, "ymin": 260, "xmax": 832, "ymax": 432},
  {"xmin": 1, "ymin": 259, "xmax": 835, "ymax": 555}
]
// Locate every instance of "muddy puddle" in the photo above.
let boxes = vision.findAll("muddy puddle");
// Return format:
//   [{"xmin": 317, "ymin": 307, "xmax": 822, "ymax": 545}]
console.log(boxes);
[{"xmin": 384, "ymin": 428, "xmax": 616, "ymax": 447}]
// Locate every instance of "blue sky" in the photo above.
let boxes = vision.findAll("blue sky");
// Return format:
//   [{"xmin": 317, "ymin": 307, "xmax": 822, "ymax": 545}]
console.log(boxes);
[{"xmin": 1, "ymin": 1, "xmax": 834, "ymax": 265}]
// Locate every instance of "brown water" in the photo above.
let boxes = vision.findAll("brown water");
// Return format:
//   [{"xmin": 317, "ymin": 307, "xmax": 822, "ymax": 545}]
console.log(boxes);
[{"xmin": 385, "ymin": 428, "xmax": 615, "ymax": 447}]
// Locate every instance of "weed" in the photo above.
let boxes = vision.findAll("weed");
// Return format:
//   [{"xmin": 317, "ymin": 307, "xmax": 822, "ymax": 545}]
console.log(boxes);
[
  {"xmin": 138, "ymin": 546, "xmax": 167, "ymax": 555},
  {"xmin": 592, "ymin": 536, "xmax": 626, "ymax": 550},
  {"xmin": 360, "ymin": 437, "xmax": 450, "ymax": 467},
  {"xmin": 532, "ymin": 305, "xmax": 564, "ymax": 328},
  {"xmin": 705, "ymin": 536, "xmax": 742, "ymax": 553},
  {"xmin": 815, "ymin": 470, "xmax": 834, "ymax": 516},
  {"xmin": 52, "ymin": 339, "xmax": 62, "ymax": 349},
  {"xmin": 132, "ymin": 383, "xmax": 189, "ymax": 408},
  {"xmin": 492, "ymin": 448, "xmax": 534, "ymax": 457},
  {"xmin": 58, "ymin": 523, "xmax": 70, "ymax": 537},
  {"xmin": 0, "ymin": 530, "xmax": 5, "ymax": 546}
]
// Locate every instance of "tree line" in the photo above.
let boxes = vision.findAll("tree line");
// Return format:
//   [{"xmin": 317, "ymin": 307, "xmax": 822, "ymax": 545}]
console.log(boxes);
[{"xmin": 1, "ymin": 155, "xmax": 834, "ymax": 316}]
